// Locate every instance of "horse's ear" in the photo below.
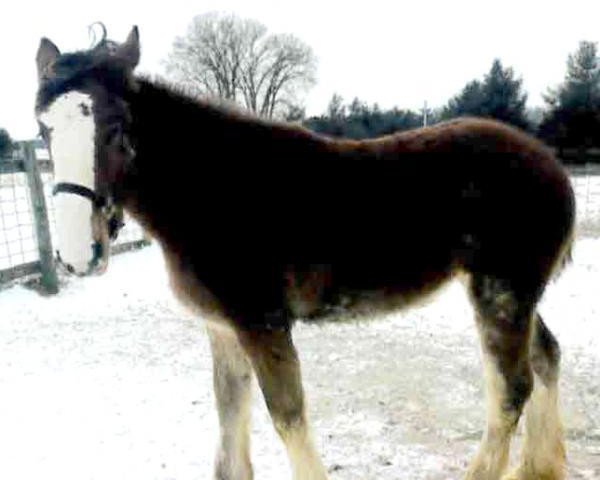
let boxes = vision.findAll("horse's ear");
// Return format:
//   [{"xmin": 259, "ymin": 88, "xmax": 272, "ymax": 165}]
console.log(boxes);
[
  {"xmin": 36, "ymin": 38, "xmax": 60, "ymax": 80},
  {"xmin": 116, "ymin": 26, "xmax": 140, "ymax": 69}
]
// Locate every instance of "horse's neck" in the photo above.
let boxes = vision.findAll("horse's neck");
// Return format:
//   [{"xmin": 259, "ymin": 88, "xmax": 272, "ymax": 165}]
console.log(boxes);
[
  {"xmin": 129, "ymin": 79, "xmax": 225, "ymax": 155},
  {"xmin": 121, "ymin": 80, "xmax": 231, "ymax": 240}
]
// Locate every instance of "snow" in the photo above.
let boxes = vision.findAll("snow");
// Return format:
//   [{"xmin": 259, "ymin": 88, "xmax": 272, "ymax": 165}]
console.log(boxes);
[
  {"xmin": 572, "ymin": 174, "xmax": 600, "ymax": 236},
  {"xmin": 0, "ymin": 239, "xmax": 599, "ymax": 479}
]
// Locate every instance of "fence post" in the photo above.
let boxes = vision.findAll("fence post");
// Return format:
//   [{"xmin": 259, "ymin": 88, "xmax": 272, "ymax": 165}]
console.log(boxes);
[{"xmin": 23, "ymin": 142, "xmax": 58, "ymax": 294}]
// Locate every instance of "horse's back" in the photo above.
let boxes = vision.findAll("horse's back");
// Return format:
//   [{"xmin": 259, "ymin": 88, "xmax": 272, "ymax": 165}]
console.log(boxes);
[{"xmin": 279, "ymin": 118, "xmax": 575, "ymax": 318}]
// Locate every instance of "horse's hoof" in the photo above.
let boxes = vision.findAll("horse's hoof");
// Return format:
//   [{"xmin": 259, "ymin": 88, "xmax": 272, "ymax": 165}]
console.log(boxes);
[{"xmin": 501, "ymin": 466, "xmax": 565, "ymax": 480}]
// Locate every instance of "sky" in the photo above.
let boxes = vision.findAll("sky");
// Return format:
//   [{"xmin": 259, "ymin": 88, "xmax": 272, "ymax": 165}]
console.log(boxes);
[{"xmin": 1, "ymin": 0, "xmax": 599, "ymax": 139}]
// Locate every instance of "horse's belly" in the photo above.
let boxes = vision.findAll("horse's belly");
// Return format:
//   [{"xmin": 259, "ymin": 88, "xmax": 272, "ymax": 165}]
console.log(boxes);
[{"xmin": 286, "ymin": 256, "xmax": 456, "ymax": 322}]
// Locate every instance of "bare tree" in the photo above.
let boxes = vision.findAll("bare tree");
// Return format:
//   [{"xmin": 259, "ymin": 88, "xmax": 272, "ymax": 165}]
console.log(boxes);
[
  {"xmin": 326, "ymin": 93, "xmax": 346, "ymax": 119},
  {"xmin": 165, "ymin": 12, "xmax": 317, "ymax": 119}
]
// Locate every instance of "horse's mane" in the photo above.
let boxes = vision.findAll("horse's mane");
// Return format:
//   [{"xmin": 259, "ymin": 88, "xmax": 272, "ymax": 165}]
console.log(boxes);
[{"xmin": 88, "ymin": 22, "xmax": 119, "ymax": 55}]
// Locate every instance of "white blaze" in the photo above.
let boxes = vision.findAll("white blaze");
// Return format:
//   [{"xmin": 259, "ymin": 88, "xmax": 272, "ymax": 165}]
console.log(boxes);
[{"xmin": 39, "ymin": 92, "xmax": 96, "ymax": 275}]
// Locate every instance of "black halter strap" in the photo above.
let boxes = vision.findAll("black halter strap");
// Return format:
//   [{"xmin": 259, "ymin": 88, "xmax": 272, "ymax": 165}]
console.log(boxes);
[
  {"xmin": 52, "ymin": 182, "xmax": 100, "ymax": 205},
  {"xmin": 52, "ymin": 181, "xmax": 124, "ymax": 239}
]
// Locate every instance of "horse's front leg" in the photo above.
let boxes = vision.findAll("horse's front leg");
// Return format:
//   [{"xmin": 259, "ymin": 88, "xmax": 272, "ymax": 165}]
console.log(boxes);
[
  {"xmin": 207, "ymin": 324, "xmax": 254, "ymax": 480},
  {"xmin": 238, "ymin": 327, "xmax": 329, "ymax": 480}
]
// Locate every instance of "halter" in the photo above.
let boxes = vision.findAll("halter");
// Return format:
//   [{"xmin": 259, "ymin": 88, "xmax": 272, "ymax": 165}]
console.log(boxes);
[
  {"xmin": 53, "ymin": 181, "xmax": 99, "ymax": 204},
  {"xmin": 52, "ymin": 181, "xmax": 125, "ymax": 239}
]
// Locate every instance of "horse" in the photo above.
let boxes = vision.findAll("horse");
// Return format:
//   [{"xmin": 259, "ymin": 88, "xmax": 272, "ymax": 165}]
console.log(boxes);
[{"xmin": 35, "ymin": 26, "xmax": 575, "ymax": 480}]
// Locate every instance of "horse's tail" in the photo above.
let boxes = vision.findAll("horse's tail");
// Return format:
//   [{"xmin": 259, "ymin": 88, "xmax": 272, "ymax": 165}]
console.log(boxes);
[
  {"xmin": 551, "ymin": 220, "xmax": 575, "ymax": 281},
  {"xmin": 551, "ymin": 160, "xmax": 577, "ymax": 281},
  {"xmin": 555, "ymin": 243, "xmax": 573, "ymax": 278}
]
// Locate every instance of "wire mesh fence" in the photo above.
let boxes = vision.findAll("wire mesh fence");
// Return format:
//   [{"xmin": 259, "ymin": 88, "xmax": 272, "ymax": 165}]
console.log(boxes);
[
  {"xmin": 0, "ymin": 142, "xmax": 149, "ymax": 290},
  {"xmin": 0, "ymin": 171, "xmax": 37, "ymax": 270},
  {"xmin": 569, "ymin": 165, "xmax": 600, "ymax": 237}
]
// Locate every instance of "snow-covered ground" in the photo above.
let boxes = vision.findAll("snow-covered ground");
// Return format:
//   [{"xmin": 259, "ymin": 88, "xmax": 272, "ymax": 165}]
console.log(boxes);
[{"xmin": 0, "ymin": 238, "xmax": 599, "ymax": 479}]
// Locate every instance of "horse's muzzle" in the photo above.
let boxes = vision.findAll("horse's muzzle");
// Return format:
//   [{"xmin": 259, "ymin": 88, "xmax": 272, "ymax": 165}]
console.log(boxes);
[{"xmin": 56, "ymin": 240, "xmax": 108, "ymax": 276}]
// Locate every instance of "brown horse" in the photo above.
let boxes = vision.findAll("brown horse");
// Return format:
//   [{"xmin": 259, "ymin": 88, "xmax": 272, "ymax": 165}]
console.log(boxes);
[{"xmin": 35, "ymin": 27, "xmax": 575, "ymax": 480}]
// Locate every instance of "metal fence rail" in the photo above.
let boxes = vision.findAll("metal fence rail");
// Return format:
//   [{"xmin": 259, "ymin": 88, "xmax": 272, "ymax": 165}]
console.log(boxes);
[{"xmin": 0, "ymin": 141, "xmax": 149, "ymax": 292}]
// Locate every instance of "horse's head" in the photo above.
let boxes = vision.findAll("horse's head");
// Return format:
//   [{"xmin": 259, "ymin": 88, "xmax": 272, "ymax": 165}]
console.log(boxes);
[{"xmin": 35, "ymin": 26, "xmax": 140, "ymax": 275}]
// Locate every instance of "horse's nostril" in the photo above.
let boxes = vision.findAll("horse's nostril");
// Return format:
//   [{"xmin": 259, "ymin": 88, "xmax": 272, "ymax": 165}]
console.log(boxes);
[{"xmin": 92, "ymin": 241, "xmax": 103, "ymax": 260}]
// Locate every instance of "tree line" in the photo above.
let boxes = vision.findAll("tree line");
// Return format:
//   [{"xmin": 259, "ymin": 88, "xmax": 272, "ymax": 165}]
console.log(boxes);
[
  {"xmin": 3, "ymin": 13, "xmax": 599, "ymax": 164},
  {"xmin": 168, "ymin": 15, "xmax": 600, "ymax": 164},
  {"xmin": 162, "ymin": 12, "xmax": 600, "ymax": 162},
  {"xmin": 305, "ymin": 43, "xmax": 600, "ymax": 164}
]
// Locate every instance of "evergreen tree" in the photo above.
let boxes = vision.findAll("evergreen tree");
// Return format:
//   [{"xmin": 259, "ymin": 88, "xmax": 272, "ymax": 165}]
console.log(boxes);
[
  {"xmin": 560, "ymin": 41, "xmax": 600, "ymax": 108},
  {"xmin": 482, "ymin": 59, "xmax": 529, "ymax": 129},
  {"xmin": 441, "ymin": 80, "xmax": 485, "ymax": 118},
  {"xmin": 539, "ymin": 41, "xmax": 600, "ymax": 155},
  {"xmin": 441, "ymin": 59, "xmax": 529, "ymax": 130},
  {"xmin": 304, "ymin": 98, "xmax": 422, "ymax": 139}
]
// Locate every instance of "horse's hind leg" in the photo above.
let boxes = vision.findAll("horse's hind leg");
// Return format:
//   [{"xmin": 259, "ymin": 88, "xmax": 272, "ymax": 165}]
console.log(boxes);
[
  {"xmin": 465, "ymin": 275, "xmax": 536, "ymax": 480},
  {"xmin": 238, "ymin": 328, "xmax": 329, "ymax": 480},
  {"xmin": 504, "ymin": 313, "xmax": 565, "ymax": 480},
  {"xmin": 207, "ymin": 325, "xmax": 254, "ymax": 480}
]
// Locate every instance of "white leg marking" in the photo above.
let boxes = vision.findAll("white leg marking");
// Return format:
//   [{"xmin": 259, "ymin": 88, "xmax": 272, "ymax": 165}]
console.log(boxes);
[
  {"xmin": 465, "ymin": 351, "xmax": 516, "ymax": 480},
  {"xmin": 207, "ymin": 326, "xmax": 254, "ymax": 480},
  {"xmin": 503, "ymin": 378, "xmax": 565, "ymax": 480},
  {"xmin": 279, "ymin": 420, "xmax": 329, "ymax": 480}
]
